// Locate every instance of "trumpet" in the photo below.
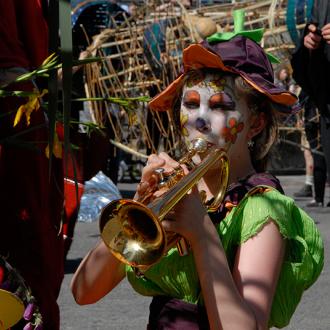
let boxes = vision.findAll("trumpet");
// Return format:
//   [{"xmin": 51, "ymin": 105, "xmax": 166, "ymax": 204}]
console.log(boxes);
[{"xmin": 99, "ymin": 138, "xmax": 229, "ymax": 268}]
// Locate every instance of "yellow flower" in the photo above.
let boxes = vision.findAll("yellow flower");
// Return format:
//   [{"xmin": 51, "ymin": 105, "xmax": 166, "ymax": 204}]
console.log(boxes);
[
  {"xmin": 45, "ymin": 131, "xmax": 63, "ymax": 159},
  {"xmin": 13, "ymin": 89, "xmax": 48, "ymax": 127}
]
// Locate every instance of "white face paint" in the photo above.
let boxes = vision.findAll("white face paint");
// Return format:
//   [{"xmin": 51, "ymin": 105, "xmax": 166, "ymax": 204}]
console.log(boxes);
[{"xmin": 180, "ymin": 72, "xmax": 251, "ymax": 151}]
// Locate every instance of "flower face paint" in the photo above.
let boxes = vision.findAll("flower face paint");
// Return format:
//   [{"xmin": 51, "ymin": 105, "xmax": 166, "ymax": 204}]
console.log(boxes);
[{"xmin": 180, "ymin": 71, "xmax": 249, "ymax": 150}]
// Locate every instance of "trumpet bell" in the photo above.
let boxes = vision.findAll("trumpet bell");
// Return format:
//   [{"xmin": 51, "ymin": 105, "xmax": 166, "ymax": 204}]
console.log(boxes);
[{"xmin": 99, "ymin": 199, "xmax": 166, "ymax": 267}]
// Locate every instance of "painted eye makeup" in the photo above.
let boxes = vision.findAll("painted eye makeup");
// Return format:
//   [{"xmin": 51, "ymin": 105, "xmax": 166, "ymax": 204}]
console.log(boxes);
[
  {"xmin": 183, "ymin": 90, "xmax": 200, "ymax": 109},
  {"xmin": 209, "ymin": 92, "xmax": 236, "ymax": 110}
]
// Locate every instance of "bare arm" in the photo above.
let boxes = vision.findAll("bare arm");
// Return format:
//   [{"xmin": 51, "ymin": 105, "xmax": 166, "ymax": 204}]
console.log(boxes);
[
  {"xmin": 189, "ymin": 213, "xmax": 258, "ymax": 330},
  {"xmin": 232, "ymin": 220, "xmax": 285, "ymax": 329},
  {"xmin": 70, "ymin": 153, "xmax": 168, "ymax": 306},
  {"xmin": 163, "ymin": 191, "xmax": 285, "ymax": 330},
  {"xmin": 70, "ymin": 241, "xmax": 126, "ymax": 305}
]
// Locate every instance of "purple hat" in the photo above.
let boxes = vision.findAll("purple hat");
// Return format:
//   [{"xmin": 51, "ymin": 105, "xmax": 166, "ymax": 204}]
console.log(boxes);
[{"xmin": 149, "ymin": 36, "xmax": 300, "ymax": 114}]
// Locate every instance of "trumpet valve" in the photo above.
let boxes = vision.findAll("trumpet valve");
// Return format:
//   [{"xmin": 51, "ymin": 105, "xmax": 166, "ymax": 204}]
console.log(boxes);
[
  {"xmin": 155, "ymin": 168, "xmax": 167, "ymax": 189},
  {"xmin": 155, "ymin": 166, "xmax": 185, "ymax": 190}
]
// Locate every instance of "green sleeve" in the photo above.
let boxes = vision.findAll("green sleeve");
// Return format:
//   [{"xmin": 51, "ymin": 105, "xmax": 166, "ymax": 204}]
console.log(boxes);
[
  {"xmin": 219, "ymin": 189, "xmax": 324, "ymax": 328},
  {"xmin": 126, "ymin": 248, "xmax": 200, "ymax": 303}
]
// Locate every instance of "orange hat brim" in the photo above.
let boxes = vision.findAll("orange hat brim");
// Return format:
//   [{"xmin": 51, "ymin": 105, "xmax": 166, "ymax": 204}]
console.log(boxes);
[{"xmin": 149, "ymin": 44, "xmax": 297, "ymax": 112}]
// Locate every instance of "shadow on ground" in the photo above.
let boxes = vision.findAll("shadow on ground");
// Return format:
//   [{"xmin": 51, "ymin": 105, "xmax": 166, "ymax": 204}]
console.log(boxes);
[
  {"xmin": 65, "ymin": 258, "xmax": 83, "ymax": 274},
  {"xmin": 120, "ymin": 189, "xmax": 135, "ymax": 199}
]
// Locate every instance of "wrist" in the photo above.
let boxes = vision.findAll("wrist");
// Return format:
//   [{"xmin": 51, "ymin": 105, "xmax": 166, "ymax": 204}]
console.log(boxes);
[{"xmin": 189, "ymin": 214, "xmax": 219, "ymax": 248}]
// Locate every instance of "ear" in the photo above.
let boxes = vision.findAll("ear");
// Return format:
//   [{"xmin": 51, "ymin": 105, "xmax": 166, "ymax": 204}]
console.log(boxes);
[{"xmin": 247, "ymin": 112, "xmax": 266, "ymax": 140}]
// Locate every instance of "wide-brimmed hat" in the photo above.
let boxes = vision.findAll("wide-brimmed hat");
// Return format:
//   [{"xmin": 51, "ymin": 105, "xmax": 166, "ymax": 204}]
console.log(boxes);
[{"xmin": 149, "ymin": 35, "xmax": 300, "ymax": 114}]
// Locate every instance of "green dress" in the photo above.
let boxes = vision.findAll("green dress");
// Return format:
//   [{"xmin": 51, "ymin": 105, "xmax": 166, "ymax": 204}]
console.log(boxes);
[{"xmin": 126, "ymin": 188, "xmax": 324, "ymax": 328}]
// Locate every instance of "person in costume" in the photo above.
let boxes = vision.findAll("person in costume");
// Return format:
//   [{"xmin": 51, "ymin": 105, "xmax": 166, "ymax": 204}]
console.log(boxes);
[{"xmin": 71, "ymin": 11, "xmax": 324, "ymax": 330}]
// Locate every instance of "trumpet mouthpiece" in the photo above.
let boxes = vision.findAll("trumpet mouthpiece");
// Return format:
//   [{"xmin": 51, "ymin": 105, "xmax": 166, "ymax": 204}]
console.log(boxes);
[{"xmin": 192, "ymin": 138, "xmax": 208, "ymax": 154}]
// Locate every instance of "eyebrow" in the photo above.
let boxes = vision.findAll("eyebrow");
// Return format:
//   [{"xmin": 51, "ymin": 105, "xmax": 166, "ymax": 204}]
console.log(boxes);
[
  {"xmin": 209, "ymin": 92, "xmax": 236, "ymax": 108},
  {"xmin": 183, "ymin": 90, "xmax": 200, "ymax": 103}
]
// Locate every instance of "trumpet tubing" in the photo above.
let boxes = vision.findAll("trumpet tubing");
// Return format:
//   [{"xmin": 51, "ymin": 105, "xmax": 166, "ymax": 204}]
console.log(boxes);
[{"xmin": 99, "ymin": 138, "xmax": 229, "ymax": 268}]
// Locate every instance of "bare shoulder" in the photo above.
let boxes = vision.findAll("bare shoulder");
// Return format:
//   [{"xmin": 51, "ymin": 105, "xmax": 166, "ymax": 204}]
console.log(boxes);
[{"xmin": 232, "ymin": 219, "xmax": 285, "ymax": 325}]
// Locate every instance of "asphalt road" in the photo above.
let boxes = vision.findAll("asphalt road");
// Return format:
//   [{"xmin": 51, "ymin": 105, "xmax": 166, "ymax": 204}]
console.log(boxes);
[{"xmin": 58, "ymin": 175, "xmax": 330, "ymax": 329}]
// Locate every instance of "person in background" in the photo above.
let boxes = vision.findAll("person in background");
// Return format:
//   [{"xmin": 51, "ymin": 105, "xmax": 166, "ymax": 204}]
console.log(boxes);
[
  {"xmin": 0, "ymin": 1, "xmax": 64, "ymax": 328},
  {"xmin": 127, "ymin": 1, "xmax": 138, "ymax": 16},
  {"xmin": 274, "ymin": 65, "xmax": 296, "ymax": 94},
  {"xmin": 293, "ymin": 91, "xmax": 315, "ymax": 198},
  {"xmin": 71, "ymin": 34, "xmax": 323, "ymax": 329},
  {"xmin": 298, "ymin": 90, "xmax": 326, "ymax": 207},
  {"xmin": 291, "ymin": 0, "xmax": 330, "ymax": 207}
]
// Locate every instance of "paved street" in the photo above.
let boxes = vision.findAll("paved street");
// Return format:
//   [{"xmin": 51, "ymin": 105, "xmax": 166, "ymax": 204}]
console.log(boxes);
[{"xmin": 59, "ymin": 175, "xmax": 330, "ymax": 329}]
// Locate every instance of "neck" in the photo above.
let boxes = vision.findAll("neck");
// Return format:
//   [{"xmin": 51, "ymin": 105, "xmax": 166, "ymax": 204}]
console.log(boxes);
[
  {"xmin": 200, "ymin": 156, "xmax": 256, "ymax": 200},
  {"xmin": 228, "ymin": 162, "xmax": 256, "ymax": 185}
]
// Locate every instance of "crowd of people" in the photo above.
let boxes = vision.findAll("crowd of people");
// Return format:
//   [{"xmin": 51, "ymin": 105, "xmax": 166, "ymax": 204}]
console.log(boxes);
[{"xmin": 0, "ymin": 0, "xmax": 327, "ymax": 329}]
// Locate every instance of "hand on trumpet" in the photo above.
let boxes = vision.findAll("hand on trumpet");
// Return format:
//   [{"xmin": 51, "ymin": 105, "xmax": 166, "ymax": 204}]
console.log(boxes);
[
  {"xmin": 134, "ymin": 152, "xmax": 184, "ymax": 201},
  {"xmin": 163, "ymin": 187, "xmax": 211, "ymax": 246},
  {"xmin": 135, "ymin": 152, "xmax": 211, "ymax": 247}
]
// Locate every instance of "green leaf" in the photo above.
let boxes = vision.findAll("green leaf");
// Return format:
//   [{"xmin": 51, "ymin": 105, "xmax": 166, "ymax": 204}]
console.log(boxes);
[{"xmin": 206, "ymin": 9, "xmax": 281, "ymax": 64}]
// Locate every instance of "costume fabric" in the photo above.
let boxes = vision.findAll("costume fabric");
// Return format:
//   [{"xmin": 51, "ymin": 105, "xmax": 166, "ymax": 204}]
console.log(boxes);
[
  {"xmin": 0, "ymin": 0, "xmax": 48, "ymax": 70},
  {"xmin": 126, "ymin": 174, "xmax": 324, "ymax": 329},
  {"xmin": 0, "ymin": 1, "xmax": 64, "ymax": 328}
]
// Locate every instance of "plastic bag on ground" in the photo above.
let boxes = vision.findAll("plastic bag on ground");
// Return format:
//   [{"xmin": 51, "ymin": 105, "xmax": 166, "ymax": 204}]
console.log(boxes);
[{"xmin": 77, "ymin": 171, "xmax": 122, "ymax": 223}]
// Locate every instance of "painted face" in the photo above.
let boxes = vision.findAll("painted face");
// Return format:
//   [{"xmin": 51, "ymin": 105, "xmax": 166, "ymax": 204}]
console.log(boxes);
[{"xmin": 180, "ymin": 71, "xmax": 251, "ymax": 151}]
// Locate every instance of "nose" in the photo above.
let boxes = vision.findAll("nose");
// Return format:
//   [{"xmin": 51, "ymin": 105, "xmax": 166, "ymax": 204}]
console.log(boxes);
[{"xmin": 195, "ymin": 117, "xmax": 211, "ymax": 133}]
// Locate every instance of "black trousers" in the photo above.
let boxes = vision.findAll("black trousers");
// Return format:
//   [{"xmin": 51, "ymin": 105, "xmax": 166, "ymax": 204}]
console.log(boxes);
[
  {"xmin": 305, "ymin": 120, "xmax": 327, "ymax": 203},
  {"xmin": 320, "ymin": 117, "xmax": 330, "ymax": 198}
]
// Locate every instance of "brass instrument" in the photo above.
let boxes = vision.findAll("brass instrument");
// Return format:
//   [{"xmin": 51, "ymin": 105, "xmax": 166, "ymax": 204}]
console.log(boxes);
[{"xmin": 99, "ymin": 138, "xmax": 229, "ymax": 268}]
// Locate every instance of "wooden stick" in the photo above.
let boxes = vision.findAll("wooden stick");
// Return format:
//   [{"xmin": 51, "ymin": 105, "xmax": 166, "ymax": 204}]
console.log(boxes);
[{"xmin": 110, "ymin": 139, "xmax": 149, "ymax": 159}]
